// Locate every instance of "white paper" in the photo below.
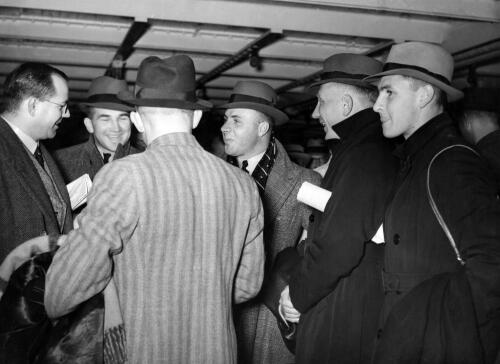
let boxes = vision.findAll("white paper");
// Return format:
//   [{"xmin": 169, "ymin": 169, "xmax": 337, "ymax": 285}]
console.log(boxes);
[
  {"xmin": 67, "ymin": 174, "xmax": 92, "ymax": 211},
  {"xmin": 297, "ymin": 182, "xmax": 332, "ymax": 212},
  {"xmin": 371, "ymin": 224, "xmax": 385, "ymax": 244}
]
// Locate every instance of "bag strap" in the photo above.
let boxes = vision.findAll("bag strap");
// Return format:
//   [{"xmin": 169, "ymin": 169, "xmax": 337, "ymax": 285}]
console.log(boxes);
[{"xmin": 426, "ymin": 144, "xmax": 479, "ymax": 266}]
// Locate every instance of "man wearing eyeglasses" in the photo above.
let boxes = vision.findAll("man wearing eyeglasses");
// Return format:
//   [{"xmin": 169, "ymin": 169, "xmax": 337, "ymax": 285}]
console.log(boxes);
[{"xmin": 0, "ymin": 62, "xmax": 73, "ymax": 262}]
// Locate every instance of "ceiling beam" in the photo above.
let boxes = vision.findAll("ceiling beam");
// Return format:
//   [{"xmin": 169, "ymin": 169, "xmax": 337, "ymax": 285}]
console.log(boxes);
[
  {"xmin": 196, "ymin": 31, "xmax": 283, "ymax": 88},
  {"xmin": 105, "ymin": 20, "xmax": 151, "ymax": 78},
  {"xmin": 276, "ymin": 40, "xmax": 395, "ymax": 94}
]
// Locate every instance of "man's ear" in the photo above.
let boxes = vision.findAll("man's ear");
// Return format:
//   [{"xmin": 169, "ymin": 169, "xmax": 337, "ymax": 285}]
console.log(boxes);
[
  {"xmin": 257, "ymin": 120, "xmax": 270, "ymax": 137},
  {"xmin": 83, "ymin": 117, "xmax": 94, "ymax": 134},
  {"xmin": 26, "ymin": 97, "xmax": 38, "ymax": 117},
  {"xmin": 342, "ymin": 94, "xmax": 353, "ymax": 117},
  {"xmin": 192, "ymin": 109, "xmax": 203, "ymax": 129},
  {"xmin": 418, "ymin": 84, "xmax": 435, "ymax": 108},
  {"xmin": 130, "ymin": 111, "xmax": 145, "ymax": 133}
]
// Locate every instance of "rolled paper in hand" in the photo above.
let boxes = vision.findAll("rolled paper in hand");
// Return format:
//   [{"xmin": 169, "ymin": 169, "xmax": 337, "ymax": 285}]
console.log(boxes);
[{"xmin": 297, "ymin": 182, "xmax": 332, "ymax": 212}]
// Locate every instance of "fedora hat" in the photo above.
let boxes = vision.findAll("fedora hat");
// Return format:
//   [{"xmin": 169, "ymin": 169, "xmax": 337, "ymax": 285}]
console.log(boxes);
[
  {"xmin": 218, "ymin": 81, "xmax": 288, "ymax": 126},
  {"xmin": 80, "ymin": 76, "xmax": 134, "ymax": 112},
  {"xmin": 118, "ymin": 55, "xmax": 211, "ymax": 110},
  {"xmin": 364, "ymin": 42, "xmax": 464, "ymax": 102},
  {"xmin": 310, "ymin": 53, "xmax": 382, "ymax": 89}
]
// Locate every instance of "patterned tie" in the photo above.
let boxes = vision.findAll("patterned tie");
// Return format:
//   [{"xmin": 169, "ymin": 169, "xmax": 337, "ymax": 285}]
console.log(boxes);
[
  {"xmin": 241, "ymin": 160, "xmax": 249, "ymax": 173},
  {"xmin": 103, "ymin": 153, "xmax": 111, "ymax": 164},
  {"xmin": 34, "ymin": 145, "xmax": 44, "ymax": 167}
]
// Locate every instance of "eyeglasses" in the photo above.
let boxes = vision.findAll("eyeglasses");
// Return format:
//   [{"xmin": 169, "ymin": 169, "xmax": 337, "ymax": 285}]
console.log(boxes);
[{"xmin": 43, "ymin": 99, "xmax": 68, "ymax": 114}]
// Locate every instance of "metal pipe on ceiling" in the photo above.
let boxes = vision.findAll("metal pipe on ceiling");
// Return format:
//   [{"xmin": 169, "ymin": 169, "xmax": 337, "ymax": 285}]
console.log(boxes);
[{"xmin": 196, "ymin": 31, "xmax": 283, "ymax": 88}]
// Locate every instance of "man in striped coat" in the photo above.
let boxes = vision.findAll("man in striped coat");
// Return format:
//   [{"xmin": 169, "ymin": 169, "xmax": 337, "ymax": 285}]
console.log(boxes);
[{"xmin": 45, "ymin": 55, "xmax": 265, "ymax": 363}]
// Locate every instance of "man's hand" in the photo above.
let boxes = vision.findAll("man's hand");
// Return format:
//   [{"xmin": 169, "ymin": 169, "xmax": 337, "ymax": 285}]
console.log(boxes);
[{"xmin": 279, "ymin": 285, "xmax": 301, "ymax": 323}]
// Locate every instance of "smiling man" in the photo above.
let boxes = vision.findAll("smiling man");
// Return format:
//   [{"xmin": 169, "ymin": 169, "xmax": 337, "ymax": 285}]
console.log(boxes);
[
  {"xmin": 53, "ymin": 76, "xmax": 142, "ymax": 183},
  {"xmin": 220, "ymin": 80, "xmax": 321, "ymax": 364},
  {"xmin": 365, "ymin": 41, "xmax": 500, "ymax": 363},
  {"xmin": 0, "ymin": 62, "xmax": 73, "ymax": 261}
]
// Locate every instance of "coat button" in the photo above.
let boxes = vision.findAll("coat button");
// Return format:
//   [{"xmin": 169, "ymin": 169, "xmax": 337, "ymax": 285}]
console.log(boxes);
[
  {"xmin": 393, "ymin": 233, "xmax": 400, "ymax": 245},
  {"xmin": 309, "ymin": 214, "xmax": 314, "ymax": 223}
]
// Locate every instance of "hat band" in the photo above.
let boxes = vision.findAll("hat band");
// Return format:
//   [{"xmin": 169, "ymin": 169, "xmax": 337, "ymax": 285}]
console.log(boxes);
[
  {"xmin": 229, "ymin": 93, "xmax": 275, "ymax": 106},
  {"xmin": 320, "ymin": 71, "xmax": 368, "ymax": 80},
  {"xmin": 87, "ymin": 94, "xmax": 126, "ymax": 104},
  {"xmin": 383, "ymin": 62, "xmax": 451, "ymax": 85},
  {"xmin": 136, "ymin": 87, "xmax": 197, "ymax": 102}
]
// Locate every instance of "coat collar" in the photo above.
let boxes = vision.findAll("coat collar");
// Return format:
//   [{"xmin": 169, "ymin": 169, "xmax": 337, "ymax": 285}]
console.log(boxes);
[
  {"xmin": 331, "ymin": 108, "xmax": 378, "ymax": 140},
  {"xmin": 0, "ymin": 117, "xmax": 71, "ymax": 232},
  {"xmin": 395, "ymin": 113, "xmax": 453, "ymax": 162},
  {"xmin": 263, "ymin": 139, "xmax": 301, "ymax": 223},
  {"xmin": 148, "ymin": 132, "xmax": 201, "ymax": 150}
]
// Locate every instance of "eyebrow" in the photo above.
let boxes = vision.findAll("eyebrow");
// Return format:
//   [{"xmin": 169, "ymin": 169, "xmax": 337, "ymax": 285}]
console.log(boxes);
[{"xmin": 378, "ymin": 84, "xmax": 391, "ymax": 91}]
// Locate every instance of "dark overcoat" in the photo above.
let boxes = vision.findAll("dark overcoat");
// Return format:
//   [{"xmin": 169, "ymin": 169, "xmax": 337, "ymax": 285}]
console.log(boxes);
[
  {"xmin": 235, "ymin": 139, "xmax": 321, "ymax": 364},
  {"xmin": 477, "ymin": 129, "xmax": 500, "ymax": 193},
  {"xmin": 0, "ymin": 117, "xmax": 72, "ymax": 261},
  {"xmin": 375, "ymin": 114, "xmax": 500, "ymax": 364},
  {"xmin": 52, "ymin": 135, "xmax": 142, "ymax": 183},
  {"xmin": 288, "ymin": 109, "xmax": 397, "ymax": 364}
]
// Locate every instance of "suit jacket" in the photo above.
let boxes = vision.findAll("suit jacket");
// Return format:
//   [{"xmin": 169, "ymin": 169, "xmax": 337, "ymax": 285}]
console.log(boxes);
[
  {"xmin": 0, "ymin": 117, "xmax": 72, "ymax": 261},
  {"xmin": 52, "ymin": 135, "xmax": 142, "ymax": 183},
  {"xmin": 45, "ymin": 132, "xmax": 265, "ymax": 364},
  {"xmin": 235, "ymin": 139, "xmax": 321, "ymax": 364}
]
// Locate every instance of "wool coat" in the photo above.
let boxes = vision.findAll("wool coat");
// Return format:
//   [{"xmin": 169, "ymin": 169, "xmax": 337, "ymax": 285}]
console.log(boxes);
[
  {"xmin": 0, "ymin": 117, "xmax": 72, "ymax": 262},
  {"xmin": 288, "ymin": 109, "xmax": 398, "ymax": 364},
  {"xmin": 374, "ymin": 114, "xmax": 500, "ymax": 364},
  {"xmin": 477, "ymin": 129, "xmax": 500, "ymax": 193},
  {"xmin": 235, "ymin": 139, "xmax": 321, "ymax": 364},
  {"xmin": 44, "ymin": 132, "xmax": 265, "ymax": 364},
  {"xmin": 53, "ymin": 135, "xmax": 142, "ymax": 183}
]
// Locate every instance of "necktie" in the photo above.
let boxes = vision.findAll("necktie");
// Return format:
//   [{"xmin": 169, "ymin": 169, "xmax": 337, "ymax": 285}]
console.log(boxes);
[
  {"xmin": 241, "ymin": 160, "xmax": 249, "ymax": 173},
  {"xmin": 103, "ymin": 153, "xmax": 111, "ymax": 164},
  {"xmin": 34, "ymin": 145, "xmax": 44, "ymax": 167}
]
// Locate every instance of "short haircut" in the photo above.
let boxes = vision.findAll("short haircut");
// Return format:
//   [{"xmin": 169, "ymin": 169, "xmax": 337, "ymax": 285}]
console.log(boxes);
[
  {"xmin": 344, "ymin": 83, "xmax": 379, "ymax": 104},
  {"xmin": 256, "ymin": 110, "xmax": 274, "ymax": 129},
  {"xmin": 403, "ymin": 76, "xmax": 446, "ymax": 108},
  {"xmin": 1, "ymin": 62, "xmax": 68, "ymax": 114},
  {"xmin": 457, "ymin": 109, "xmax": 499, "ymax": 128}
]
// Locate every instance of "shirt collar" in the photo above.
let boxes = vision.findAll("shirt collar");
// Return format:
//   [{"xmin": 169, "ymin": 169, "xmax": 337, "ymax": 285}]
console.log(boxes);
[
  {"xmin": 240, "ymin": 151, "xmax": 265, "ymax": 174},
  {"xmin": 3, "ymin": 116, "xmax": 38, "ymax": 153}
]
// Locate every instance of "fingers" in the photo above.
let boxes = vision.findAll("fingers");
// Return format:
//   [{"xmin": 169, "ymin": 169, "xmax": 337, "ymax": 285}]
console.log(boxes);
[{"xmin": 279, "ymin": 285, "xmax": 301, "ymax": 323}]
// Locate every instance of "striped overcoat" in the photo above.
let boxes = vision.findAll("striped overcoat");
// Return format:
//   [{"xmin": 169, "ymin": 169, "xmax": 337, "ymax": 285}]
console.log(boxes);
[{"xmin": 45, "ymin": 132, "xmax": 265, "ymax": 363}]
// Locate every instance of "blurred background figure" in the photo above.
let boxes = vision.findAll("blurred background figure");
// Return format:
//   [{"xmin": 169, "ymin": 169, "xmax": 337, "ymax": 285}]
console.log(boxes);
[{"xmin": 457, "ymin": 88, "xmax": 499, "ymax": 192}]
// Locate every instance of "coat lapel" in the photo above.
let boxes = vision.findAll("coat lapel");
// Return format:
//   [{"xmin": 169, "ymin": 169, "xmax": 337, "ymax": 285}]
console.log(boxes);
[
  {"xmin": 42, "ymin": 144, "xmax": 73, "ymax": 232},
  {"xmin": 263, "ymin": 140, "xmax": 300, "ymax": 224},
  {"xmin": 0, "ymin": 118, "xmax": 60, "ymax": 231}
]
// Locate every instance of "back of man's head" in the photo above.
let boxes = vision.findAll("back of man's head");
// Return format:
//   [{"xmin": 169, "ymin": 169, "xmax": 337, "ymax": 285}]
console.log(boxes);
[
  {"xmin": 458, "ymin": 109, "xmax": 499, "ymax": 144},
  {"xmin": 1, "ymin": 62, "xmax": 68, "ymax": 115}
]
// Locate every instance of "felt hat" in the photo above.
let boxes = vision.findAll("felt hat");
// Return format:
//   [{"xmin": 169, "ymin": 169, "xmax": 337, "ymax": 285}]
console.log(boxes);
[
  {"xmin": 118, "ymin": 55, "xmax": 211, "ymax": 110},
  {"xmin": 80, "ymin": 76, "xmax": 134, "ymax": 112},
  {"xmin": 218, "ymin": 81, "xmax": 288, "ymax": 126},
  {"xmin": 310, "ymin": 53, "xmax": 382, "ymax": 89},
  {"xmin": 364, "ymin": 42, "xmax": 464, "ymax": 102}
]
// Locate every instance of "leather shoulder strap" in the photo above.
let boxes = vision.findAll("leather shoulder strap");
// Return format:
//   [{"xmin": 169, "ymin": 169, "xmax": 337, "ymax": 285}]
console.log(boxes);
[{"xmin": 426, "ymin": 144, "xmax": 478, "ymax": 266}]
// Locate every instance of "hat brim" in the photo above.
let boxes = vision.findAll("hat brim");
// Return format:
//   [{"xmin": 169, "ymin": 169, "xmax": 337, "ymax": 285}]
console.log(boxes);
[
  {"xmin": 80, "ymin": 101, "xmax": 134, "ymax": 112},
  {"xmin": 217, "ymin": 101, "xmax": 289, "ymax": 126},
  {"xmin": 309, "ymin": 77, "xmax": 377, "ymax": 89},
  {"xmin": 364, "ymin": 69, "xmax": 464, "ymax": 102},
  {"xmin": 117, "ymin": 91, "xmax": 212, "ymax": 111}
]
